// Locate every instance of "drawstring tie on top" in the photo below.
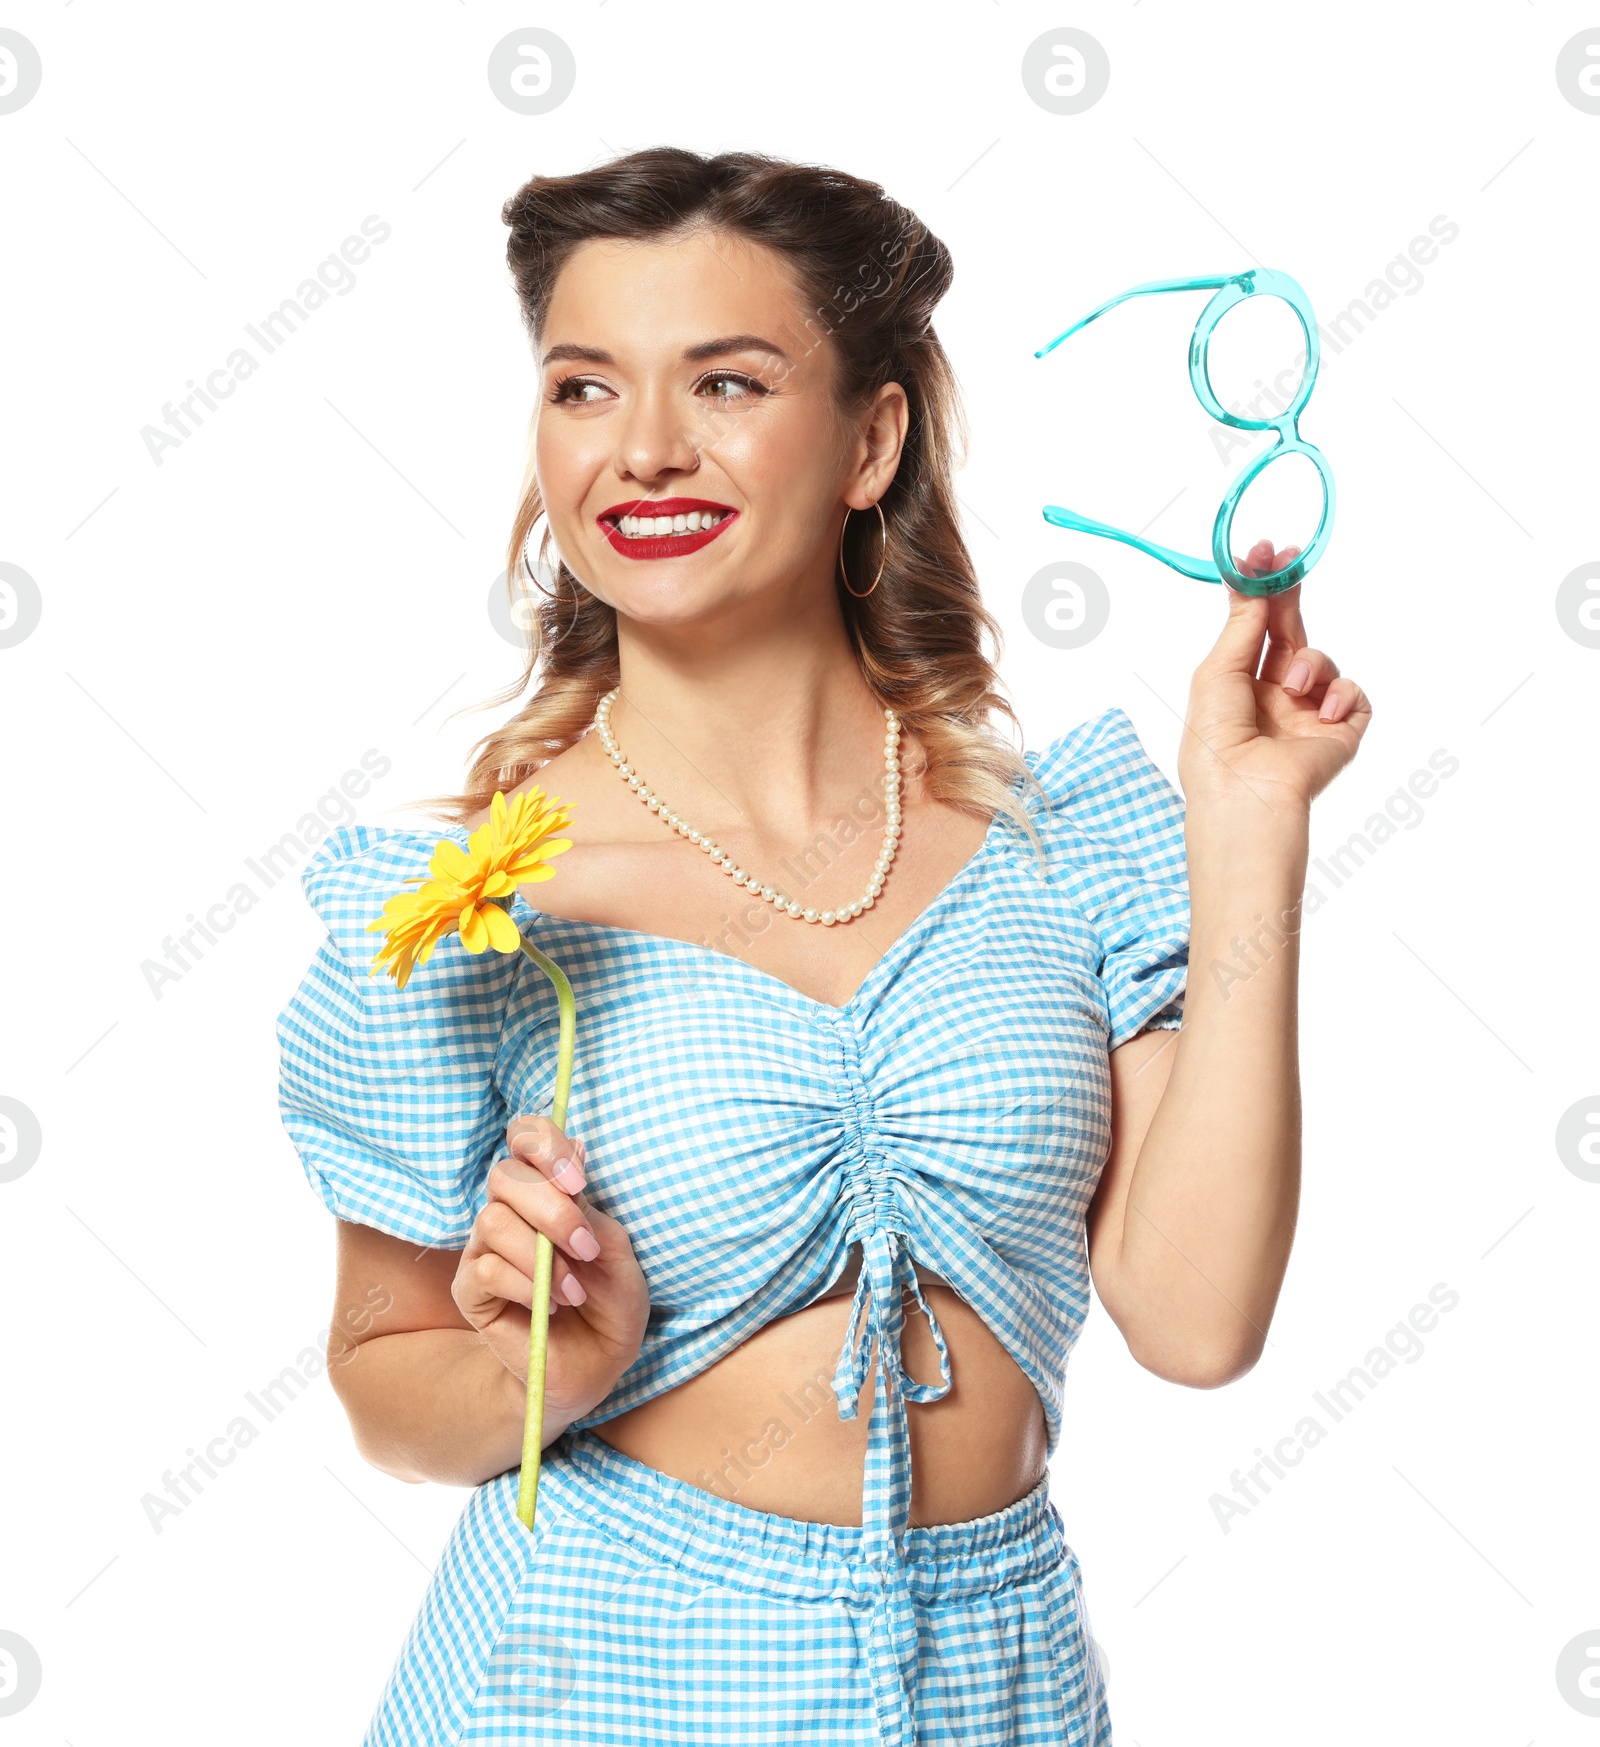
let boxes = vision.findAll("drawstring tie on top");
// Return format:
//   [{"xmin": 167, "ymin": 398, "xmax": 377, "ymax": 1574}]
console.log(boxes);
[{"xmin": 829, "ymin": 1225, "xmax": 954, "ymax": 1745}]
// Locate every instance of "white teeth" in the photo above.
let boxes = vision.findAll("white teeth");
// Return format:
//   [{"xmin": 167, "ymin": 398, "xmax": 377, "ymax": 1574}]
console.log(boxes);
[{"xmin": 615, "ymin": 510, "xmax": 725, "ymax": 537}]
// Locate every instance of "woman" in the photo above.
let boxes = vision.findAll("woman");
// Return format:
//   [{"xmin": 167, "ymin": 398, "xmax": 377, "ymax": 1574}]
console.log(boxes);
[{"xmin": 277, "ymin": 146, "xmax": 1368, "ymax": 1745}]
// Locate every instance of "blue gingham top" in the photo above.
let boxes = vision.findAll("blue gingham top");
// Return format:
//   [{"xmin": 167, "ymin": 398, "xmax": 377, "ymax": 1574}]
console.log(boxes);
[{"xmin": 275, "ymin": 705, "xmax": 1189, "ymax": 1624}]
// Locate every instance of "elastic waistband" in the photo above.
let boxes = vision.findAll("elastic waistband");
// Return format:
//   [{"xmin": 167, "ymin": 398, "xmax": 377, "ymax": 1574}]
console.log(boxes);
[{"xmin": 530, "ymin": 1427, "xmax": 1071, "ymax": 1606}]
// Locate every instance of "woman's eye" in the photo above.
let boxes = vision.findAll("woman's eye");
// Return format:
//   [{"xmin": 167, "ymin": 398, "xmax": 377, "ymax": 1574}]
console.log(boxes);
[
  {"xmin": 699, "ymin": 372, "xmax": 766, "ymax": 401},
  {"xmin": 551, "ymin": 378, "xmax": 611, "ymax": 404}
]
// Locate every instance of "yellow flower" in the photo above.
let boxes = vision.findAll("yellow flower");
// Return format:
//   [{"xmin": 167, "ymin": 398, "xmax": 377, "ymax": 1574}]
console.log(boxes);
[{"xmin": 366, "ymin": 786, "xmax": 574, "ymax": 988}]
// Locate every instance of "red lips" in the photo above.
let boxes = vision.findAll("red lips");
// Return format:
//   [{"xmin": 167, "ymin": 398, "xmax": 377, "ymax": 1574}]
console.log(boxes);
[{"xmin": 595, "ymin": 497, "xmax": 738, "ymax": 562}]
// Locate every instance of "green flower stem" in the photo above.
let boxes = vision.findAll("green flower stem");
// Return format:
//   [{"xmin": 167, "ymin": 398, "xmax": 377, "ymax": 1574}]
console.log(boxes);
[{"xmin": 514, "ymin": 935, "xmax": 576, "ymax": 1532}]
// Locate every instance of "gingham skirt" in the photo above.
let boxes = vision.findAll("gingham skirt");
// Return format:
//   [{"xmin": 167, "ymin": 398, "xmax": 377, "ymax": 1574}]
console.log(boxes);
[{"xmin": 364, "ymin": 1425, "xmax": 1113, "ymax": 1746}]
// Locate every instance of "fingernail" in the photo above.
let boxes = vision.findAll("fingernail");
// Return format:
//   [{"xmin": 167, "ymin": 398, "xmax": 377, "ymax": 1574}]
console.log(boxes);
[
  {"xmin": 561, "ymin": 1274, "xmax": 588, "ymax": 1306},
  {"xmin": 551, "ymin": 1153, "xmax": 586, "ymax": 1192},
  {"xmin": 1285, "ymin": 660, "xmax": 1310, "ymax": 694},
  {"xmin": 1319, "ymin": 692, "xmax": 1340, "ymax": 721},
  {"xmin": 569, "ymin": 1226, "xmax": 601, "ymax": 1261}
]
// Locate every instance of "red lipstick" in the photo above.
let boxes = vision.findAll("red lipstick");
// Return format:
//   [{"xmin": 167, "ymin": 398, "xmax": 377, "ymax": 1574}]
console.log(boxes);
[{"xmin": 595, "ymin": 497, "xmax": 738, "ymax": 561}]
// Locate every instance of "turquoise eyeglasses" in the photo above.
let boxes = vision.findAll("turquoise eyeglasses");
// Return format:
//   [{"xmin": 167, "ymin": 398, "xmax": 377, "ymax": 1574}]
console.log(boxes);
[{"xmin": 1035, "ymin": 268, "xmax": 1335, "ymax": 597}]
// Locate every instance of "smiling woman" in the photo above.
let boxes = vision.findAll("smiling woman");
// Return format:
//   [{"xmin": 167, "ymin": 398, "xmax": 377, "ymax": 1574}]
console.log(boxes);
[{"xmin": 275, "ymin": 143, "xmax": 1367, "ymax": 1747}]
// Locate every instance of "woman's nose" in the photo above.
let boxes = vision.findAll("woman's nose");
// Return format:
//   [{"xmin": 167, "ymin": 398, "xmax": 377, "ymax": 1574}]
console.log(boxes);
[{"xmin": 615, "ymin": 385, "xmax": 701, "ymax": 482}]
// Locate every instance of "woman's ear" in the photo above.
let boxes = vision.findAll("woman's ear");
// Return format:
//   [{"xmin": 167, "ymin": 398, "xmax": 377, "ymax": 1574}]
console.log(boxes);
[{"xmin": 846, "ymin": 381, "xmax": 910, "ymax": 508}]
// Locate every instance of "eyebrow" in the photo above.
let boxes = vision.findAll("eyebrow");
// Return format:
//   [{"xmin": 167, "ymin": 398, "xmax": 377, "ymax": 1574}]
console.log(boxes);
[{"xmin": 541, "ymin": 334, "xmax": 793, "ymax": 368}]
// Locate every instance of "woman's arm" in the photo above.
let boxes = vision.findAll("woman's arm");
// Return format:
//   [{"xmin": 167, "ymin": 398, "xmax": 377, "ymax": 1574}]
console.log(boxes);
[
  {"xmin": 1087, "ymin": 807, "xmax": 1308, "ymax": 1386},
  {"xmin": 327, "ymin": 1116, "xmax": 652, "ymax": 1485},
  {"xmin": 328, "ymin": 1223, "xmax": 568, "ymax": 1485},
  {"xmin": 1087, "ymin": 549, "xmax": 1369, "ymax": 1387}
]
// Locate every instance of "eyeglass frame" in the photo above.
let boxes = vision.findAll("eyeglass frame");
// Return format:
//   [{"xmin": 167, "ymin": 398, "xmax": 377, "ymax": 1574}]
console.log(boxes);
[{"xmin": 1034, "ymin": 267, "xmax": 1336, "ymax": 598}]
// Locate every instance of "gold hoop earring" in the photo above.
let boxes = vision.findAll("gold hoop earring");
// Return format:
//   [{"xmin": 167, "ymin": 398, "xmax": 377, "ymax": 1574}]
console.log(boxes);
[{"xmin": 838, "ymin": 500, "xmax": 888, "ymax": 599}]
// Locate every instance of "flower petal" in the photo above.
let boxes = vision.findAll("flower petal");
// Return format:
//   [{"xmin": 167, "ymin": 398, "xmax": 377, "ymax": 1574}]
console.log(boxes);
[
  {"xmin": 482, "ymin": 902, "xmax": 523, "ymax": 953},
  {"xmin": 510, "ymin": 837, "xmax": 573, "ymax": 869},
  {"xmin": 459, "ymin": 903, "xmax": 487, "ymax": 954},
  {"xmin": 432, "ymin": 838, "xmax": 474, "ymax": 881}
]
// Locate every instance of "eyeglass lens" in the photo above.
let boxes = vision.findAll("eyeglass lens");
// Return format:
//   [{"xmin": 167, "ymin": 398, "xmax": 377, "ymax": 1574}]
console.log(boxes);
[{"xmin": 1202, "ymin": 295, "xmax": 1324, "ymax": 577}]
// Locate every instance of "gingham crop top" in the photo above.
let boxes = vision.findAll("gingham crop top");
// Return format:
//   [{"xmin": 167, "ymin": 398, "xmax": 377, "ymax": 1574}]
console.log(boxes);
[{"xmin": 275, "ymin": 704, "xmax": 1190, "ymax": 1692}]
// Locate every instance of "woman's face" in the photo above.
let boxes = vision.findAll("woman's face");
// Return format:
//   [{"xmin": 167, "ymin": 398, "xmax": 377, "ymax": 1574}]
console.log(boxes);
[{"xmin": 534, "ymin": 227, "xmax": 898, "ymax": 625}]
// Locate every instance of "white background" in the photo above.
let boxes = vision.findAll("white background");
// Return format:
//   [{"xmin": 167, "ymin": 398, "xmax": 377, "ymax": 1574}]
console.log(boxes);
[{"xmin": 2, "ymin": 3, "xmax": 1596, "ymax": 1742}]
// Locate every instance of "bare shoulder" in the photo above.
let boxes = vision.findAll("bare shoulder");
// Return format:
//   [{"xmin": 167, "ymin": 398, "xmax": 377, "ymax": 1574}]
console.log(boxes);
[
  {"xmin": 459, "ymin": 727, "xmax": 684, "ymax": 923},
  {"xmin": 460, "ymin": 734, "xmax": 606, "ymax": 837}
]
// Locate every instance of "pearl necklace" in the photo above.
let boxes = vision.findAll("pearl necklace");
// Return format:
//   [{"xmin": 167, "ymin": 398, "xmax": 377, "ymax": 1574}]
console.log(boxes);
[{"xmin": 592, "ymin": 688, "xmax": 902, "ymax": 926}]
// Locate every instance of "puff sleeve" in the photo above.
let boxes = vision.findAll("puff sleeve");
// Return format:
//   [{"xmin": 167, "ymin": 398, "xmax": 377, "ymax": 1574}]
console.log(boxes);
[
  {"xmin": 1025, "ymin": 706, "xmax": 1191, "ymax": 1048},
  {"xmin": 274, "ymin": 823, "xmax": 521, "ymax": 1248}
]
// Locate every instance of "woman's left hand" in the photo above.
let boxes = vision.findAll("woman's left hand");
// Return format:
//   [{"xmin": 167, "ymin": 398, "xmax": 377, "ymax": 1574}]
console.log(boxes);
[{"xmin": 1178, "ymin": 539, "xmax": 1372, "ymax": 818}]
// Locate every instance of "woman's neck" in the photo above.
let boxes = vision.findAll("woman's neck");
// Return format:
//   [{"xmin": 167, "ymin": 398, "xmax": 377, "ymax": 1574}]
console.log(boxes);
[{"xmin": 600, "ymin": 632, "xmax": 897, "ymax": 837}]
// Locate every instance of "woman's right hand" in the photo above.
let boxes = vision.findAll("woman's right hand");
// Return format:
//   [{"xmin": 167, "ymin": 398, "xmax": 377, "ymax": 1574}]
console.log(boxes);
[{"xmin": 453, "ymin": 1115, "xmax": 651, "ymax": 1423}]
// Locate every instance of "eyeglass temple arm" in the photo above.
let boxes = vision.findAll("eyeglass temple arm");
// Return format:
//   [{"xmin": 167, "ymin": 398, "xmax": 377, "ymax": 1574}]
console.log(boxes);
[
  {"xmin": 1033, "ymin": 272, "xmax": 1248, "ymax": 359},
  {"xmin": 1041, "ymin": 504, "xmax": 1222, "ymax": 584}
]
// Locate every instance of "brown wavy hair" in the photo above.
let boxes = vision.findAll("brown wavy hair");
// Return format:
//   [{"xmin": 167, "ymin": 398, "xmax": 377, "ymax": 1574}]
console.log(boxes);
[{"xmin": 410, "ymin": 145, "xmax": 1045, "ymax": 863}]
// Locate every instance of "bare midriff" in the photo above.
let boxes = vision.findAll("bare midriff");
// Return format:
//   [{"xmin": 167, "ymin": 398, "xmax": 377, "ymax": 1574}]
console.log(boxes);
[{"xmin": 591, "ymin": 1267, "xmax": 1051, "ymax": 1528}]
